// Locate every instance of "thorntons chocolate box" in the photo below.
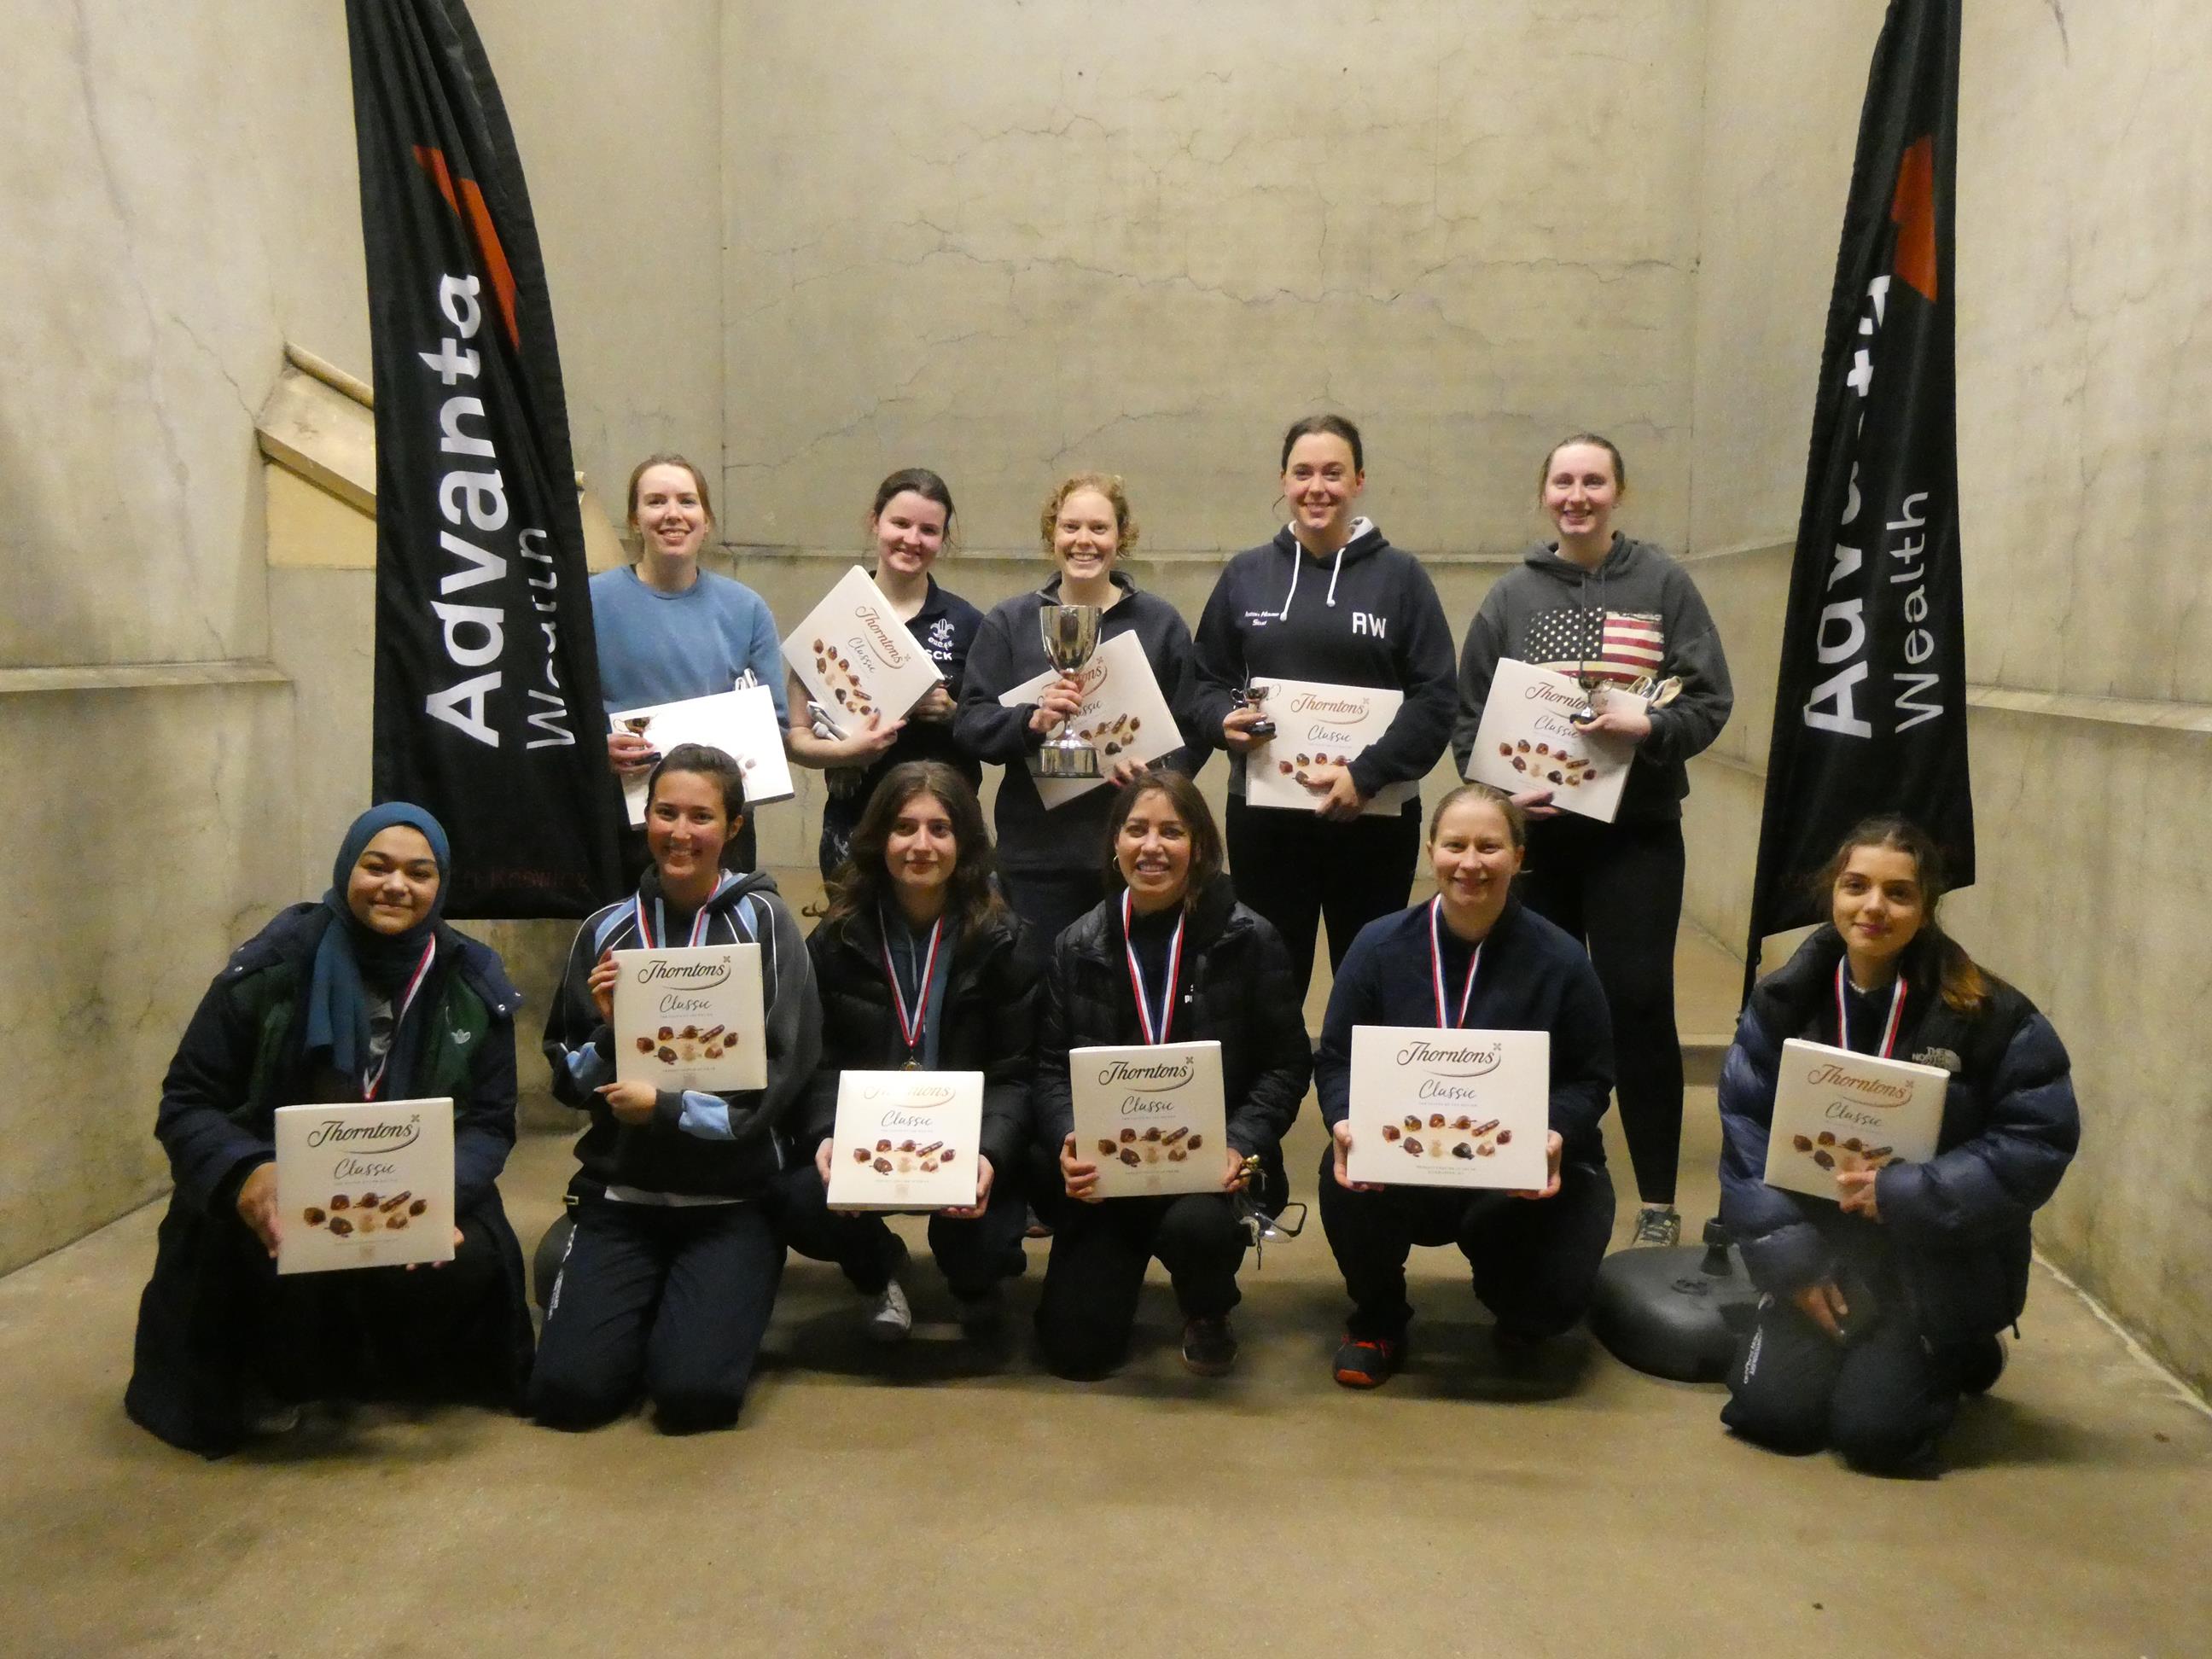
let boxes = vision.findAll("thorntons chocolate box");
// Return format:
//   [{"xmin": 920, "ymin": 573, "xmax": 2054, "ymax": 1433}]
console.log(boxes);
[
  {"xmin": 782, "ymin": 565, "xmax": 942, "ymax": 734},
  {"xmin": 609, "ymin": 684, "xmax": 795, "ymax": 826},
  {"xmin": 1762, "ymin": 1039, "xmax": 1946, "ymax": 1201},
  {"xmin": 824, "ymin": 1070, "xmax": 986, "ymax": 1211},
  {"xmin": 275, "ymin": 1098, "xmax": 455, "ymax": 1274},
  {"xmin": 1070, "ymin": 1040, "xmax": 1227, "ymax": 1197},
  {"xmin": 1462, "ymin": 658, "xmax": 1644, "ymax": 824},
  {"xmin": 1344, "ymin": 1027, "xmax": 1550, "ymax": 1190},
  {"xmin": 614, "ymin": 945, "xmax": 767, "ymax": 1093},
  {"xmin": 998, "ymin": 631, "xmax": 1184, "ymax": 807},
  {"xmin": 1243, "ymin": 677, "xmax": 1419, "ymax": 818}
]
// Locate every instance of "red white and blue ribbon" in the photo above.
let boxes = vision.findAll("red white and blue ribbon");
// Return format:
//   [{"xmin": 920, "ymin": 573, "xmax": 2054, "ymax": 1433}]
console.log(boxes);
[
  {"xmin": 1428, "ymin": 896, "xmax": 1482, "ymax": 1028},
  {"xmin": 633, "ymin": 878, "xmax": 724, "ymax": 951},
  {"xmin": 880, "ymin": 911, "xmax": 946, "ymax": 1060},
  {"xmin": 1835, "ymin": 958, "xmax": 1906, "ymax": 1058},
  {"xmin": 1121, "ymin": 890, "xmax": 1185, "ymax": 1046},
  {"xmin": 363, "ymin": 935, "xmax": 438, "ymax": 1100}
]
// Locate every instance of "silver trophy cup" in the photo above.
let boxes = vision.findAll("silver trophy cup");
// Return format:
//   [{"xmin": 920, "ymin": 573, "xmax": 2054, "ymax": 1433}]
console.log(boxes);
[{"xmin": 1035, "ymin": 603, "xmax": 1103, "ymax": 778}]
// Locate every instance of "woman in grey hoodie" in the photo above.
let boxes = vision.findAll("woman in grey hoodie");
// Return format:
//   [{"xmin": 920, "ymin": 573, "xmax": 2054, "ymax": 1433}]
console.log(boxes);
[{"xmin": 1450, "ymin": 435, "xmax": 1732, "ymax": 1248}]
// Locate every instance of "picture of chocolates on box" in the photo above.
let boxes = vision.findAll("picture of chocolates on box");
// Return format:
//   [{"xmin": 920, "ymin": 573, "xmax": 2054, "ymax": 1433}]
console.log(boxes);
[
  {"xmin": 1496, "ymin": 738, "xmax": 1594, "ymax": 790},
  {"xmin": 1092, "ymin": 1124, "xmax": 1204, "ymax": 1166},
  {"xmin": 299, "ymin": 1190, "xmax": 432, "ymax": 1237},
  {"xmin": 1378, "ymin": 1113, "xmax": 1514, "ymax": 1162},
  {"xmin": 1784, "ymin": 1130, "xmax": 1897, "ymax": 1175},
  {"xmin": 846, "ymin": 1138, "xmax": 963, "ymax": 1178},
  {"xmin": 810, "ymin": 638, "xmax": 878, "ymax": 723},
  {"xmin": 1074, "ymin": 711, "xmax": 1141, "ymax": 759},
  {"xmin": 633, "ymin": 1023, "xmax": 728, "ymax": 1066}
]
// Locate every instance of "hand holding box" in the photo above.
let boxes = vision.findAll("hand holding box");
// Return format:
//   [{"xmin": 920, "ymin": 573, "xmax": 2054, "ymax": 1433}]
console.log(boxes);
[
  {"xmin": 1342, "ymin": 1027, "xmax": 1551, "ymax": 1189},
  {"xmin": 275, "ymin": 1099, "xmax": 456, "ymax": 1274}
]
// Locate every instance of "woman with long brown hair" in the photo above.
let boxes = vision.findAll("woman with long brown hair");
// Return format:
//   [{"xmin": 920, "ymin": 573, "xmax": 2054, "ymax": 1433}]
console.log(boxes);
[
  {"xmin": 1717, "ymin": 816, "xmax": 2079, "ymax": 1473},
  {"xmin": 776, "ymin": 762, "xmax": 1036, "ymax": 1343}
]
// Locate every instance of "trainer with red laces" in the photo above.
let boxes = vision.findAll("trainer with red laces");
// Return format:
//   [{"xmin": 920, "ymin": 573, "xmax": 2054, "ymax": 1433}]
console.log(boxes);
[
  {"xmin": 1032, "ymin": 771, "xmax": 1311, "ymax": 1380},
  {"xmin": 1316, "ymin": 784, "xmax": 1618, "ymax": 1389}
]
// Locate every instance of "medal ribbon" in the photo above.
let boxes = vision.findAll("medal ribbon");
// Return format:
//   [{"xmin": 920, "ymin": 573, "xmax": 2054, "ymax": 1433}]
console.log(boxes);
[
  {"xmin": 1121, "ymin": 890, "xmax": 1185, "ymax": 1046},
  {"xmin": 1834, "ymin": 959, "xmax": 1906, "ymax": 1058},
  {"xmin": 880, "ymin": 908, "xmax": 946, "ymax": 1061},
  {"xmin": 1427, "ymin": 897, "xmax": 1483, "ymax": 1028},
  {"xmin": 633, "ymin": 876, "xmax": 725, "ymax": 951},
  {"xmin": 362, "ymin": 936, "xmax": 438, "ymax": 1100}
]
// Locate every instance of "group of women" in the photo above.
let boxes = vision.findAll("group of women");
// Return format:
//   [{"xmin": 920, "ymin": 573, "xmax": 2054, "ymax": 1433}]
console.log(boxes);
[{"xmin": 125, "ymin": 416, "xmax": 2078, "ymax": 1476}]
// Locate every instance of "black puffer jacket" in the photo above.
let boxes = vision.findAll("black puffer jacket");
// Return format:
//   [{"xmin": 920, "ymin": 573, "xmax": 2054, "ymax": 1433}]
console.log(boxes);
[
  {"xmin": 1035, "ymin": 880, "xmax": 1312, "ymax": 1163},
  {"xmin": 1718, "ymin": 927, "xmax": 2080, "ymax": 1344},
  {"xmin": 802, "ymin": 905, "xmax": 1036, "ymax": 1170}
]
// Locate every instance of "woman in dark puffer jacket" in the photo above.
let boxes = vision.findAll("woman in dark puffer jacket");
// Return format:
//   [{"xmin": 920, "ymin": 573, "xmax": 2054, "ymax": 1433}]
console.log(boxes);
[
  {"xmin": 1719, "ymin": 816, "xmax": 2079, "ymax": 1473},
  {"xmin": 1033, "ymin": 771, "xmax": 1312, "ymax": 1380},
  {"xmin": 777, "ymin": 762, "xmax": 1037, "ymax": 1344}
]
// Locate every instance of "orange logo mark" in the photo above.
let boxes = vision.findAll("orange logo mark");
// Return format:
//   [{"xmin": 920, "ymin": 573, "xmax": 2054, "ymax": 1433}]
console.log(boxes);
[
  {"xmin": 413, "ymin": 145, "xmax": 520, "ymax": 349},
  {"xmin": 1889, "ymin": 135, "xmax": 1937, "ymax": 304}
]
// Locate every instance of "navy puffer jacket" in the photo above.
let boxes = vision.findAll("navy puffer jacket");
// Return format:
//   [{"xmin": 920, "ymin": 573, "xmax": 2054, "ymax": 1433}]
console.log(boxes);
[{"xmin": 1717, "ymin": 927, "xmax": 2079, "ymax": 1344}]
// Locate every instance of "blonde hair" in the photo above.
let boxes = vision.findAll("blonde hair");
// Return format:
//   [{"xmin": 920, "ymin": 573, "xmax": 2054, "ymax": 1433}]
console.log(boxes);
[{"xmin": 1039, "ymin": 472, "xmax": 1139, "ymax": 556}]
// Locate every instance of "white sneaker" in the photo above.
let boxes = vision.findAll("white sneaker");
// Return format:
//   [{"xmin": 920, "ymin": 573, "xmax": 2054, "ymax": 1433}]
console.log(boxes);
[{"xmin": 866, "ymin": 1277, "xmax": 912, "ymax": 1344}]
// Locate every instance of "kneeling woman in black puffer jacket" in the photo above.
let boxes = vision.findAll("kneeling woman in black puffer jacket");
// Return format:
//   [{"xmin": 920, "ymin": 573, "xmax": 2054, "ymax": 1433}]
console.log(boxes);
[
  {"xmin": 1719, "ymin": 815, "xmax": 2079, "ymax": 1473},
  {"xmin": 1034, "ymin": 771, "xmax": 1312, "ymax": 1379},
  {"xmin": 779, "ymin": 762, "xmax": 1037, "ymax": 1343}
]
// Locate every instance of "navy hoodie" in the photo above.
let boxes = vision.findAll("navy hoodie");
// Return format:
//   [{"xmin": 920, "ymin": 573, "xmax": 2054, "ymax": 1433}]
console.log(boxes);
[
  {"xmin": 1193, "ymin": 521, "xmax": 1458, "ymax": 811},
  {"xmin": 1315, "ymin": 895, "xmax": 1615, "ymax": 1168},
  {"xmin": 954, "ymin": 570, "xmax": 1209, "ymax": 876}
]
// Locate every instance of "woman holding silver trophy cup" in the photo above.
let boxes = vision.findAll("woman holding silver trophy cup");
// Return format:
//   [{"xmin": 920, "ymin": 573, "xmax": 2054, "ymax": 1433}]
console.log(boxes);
[
  {"xmin": 1450, "ymin": 434, "xmax": 1733, "ymax": 1249},
  {"xmin": 955, "ymin": 472, "xmax": 1211, "ymax": 954}
]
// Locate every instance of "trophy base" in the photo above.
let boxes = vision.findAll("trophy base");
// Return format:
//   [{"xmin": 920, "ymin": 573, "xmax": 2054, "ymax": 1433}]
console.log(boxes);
[{"xmin": 1037, "ymin": 740, "xmax": 1103, "ymax": 779}]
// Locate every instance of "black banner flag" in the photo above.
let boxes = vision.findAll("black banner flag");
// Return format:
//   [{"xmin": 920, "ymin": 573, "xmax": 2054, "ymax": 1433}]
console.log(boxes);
[
  {"xmin": 1743, "ymin": 0, "xmax": 1972, "ymax": 995},
  {"xmin": 347, "ymin": 0, "xmax": 619, "ymax": 917}
]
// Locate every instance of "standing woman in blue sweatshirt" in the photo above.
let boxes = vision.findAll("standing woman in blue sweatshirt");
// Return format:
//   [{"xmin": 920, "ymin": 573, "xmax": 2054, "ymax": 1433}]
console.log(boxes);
[
  {"xmin": 1193, "ymin": 414, "xmax": 1458, "ymax": 1003},
  {"xmin": 1450, "ymin": 434, "xmax": 1733, "ymax": 1249},
  {"xmin": 1316, "ymin": 784, "xmax": 1616, "ymax": 1389},
  {"xmin": 593, "ymin": 454, "xmax": 789, "ymax": 878},
  {"xmin": 955, "ymin": 473, "xmax": 1209, "ymax": 952},
  {"xmin": 532, "ymin": 745, "xmax": 821, "ymax": 1433}
]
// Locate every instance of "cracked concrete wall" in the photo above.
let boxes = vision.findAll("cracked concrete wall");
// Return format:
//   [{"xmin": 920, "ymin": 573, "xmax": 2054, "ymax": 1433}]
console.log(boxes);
[{"xmin": 721, "ymin": 0, "xmax": 1706, "ymax": 561}]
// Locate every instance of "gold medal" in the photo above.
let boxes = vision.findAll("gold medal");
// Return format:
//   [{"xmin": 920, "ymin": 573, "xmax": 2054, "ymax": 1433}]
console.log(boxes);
[{"xmin": 902, "ymin": 1057, "xmax": 921, "ymax": 1071}]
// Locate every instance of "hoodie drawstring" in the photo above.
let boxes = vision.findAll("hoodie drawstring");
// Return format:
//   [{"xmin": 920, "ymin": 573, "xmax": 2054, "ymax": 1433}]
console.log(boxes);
[{"xmin": 1279, "ymin": 538, "xmax": 1351, "ymax": 619}]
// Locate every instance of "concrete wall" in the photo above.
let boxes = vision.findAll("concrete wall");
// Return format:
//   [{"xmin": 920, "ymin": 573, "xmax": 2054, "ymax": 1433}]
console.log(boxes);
[
  {"xmin": 0, "ymin": 2, "xmax": 364, "ymax": 1271},
  {"xmin": 720, "ymin": 0, "xmax": 1706, "ymax": 562},
  {"xmin": 1682, "ymin": 0, "xmax": 2212, "ymax": 1394}
]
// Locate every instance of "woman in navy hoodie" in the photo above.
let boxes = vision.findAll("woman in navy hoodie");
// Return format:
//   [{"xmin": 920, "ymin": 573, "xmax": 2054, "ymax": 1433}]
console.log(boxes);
[
  {"xmin": 1718, "ymin": 816, "xmax": 2077, "ymax": 1473},
  {"xmin": 532, "ymin": 745, "xmax": 821, "ymax": 1434},
  {"xmin": 1450, "ymin": 434, "xmax": 1733, "ymax": 1249},
  {"xmin": 956, "ymin": 473, "xmax": 1209, "ymax": 952},
  {"xmin": 1193, "ymin": 414, "xmax": 1458, "ymax": 1003},
  {"xmin": 1316, "ymin": 784, "xmax": 1616, "ymax": 1389}
]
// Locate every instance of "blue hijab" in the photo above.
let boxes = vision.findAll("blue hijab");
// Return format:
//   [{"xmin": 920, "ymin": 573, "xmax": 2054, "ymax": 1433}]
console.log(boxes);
[{"xmin": 303, "ymin": 804, "xmax": 452, "ymax": 1093}]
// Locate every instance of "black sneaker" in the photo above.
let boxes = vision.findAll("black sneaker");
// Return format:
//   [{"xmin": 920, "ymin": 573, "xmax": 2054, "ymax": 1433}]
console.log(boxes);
[
  {"xmin": 1181, "ymin": 1315, "xmax": 1238, "ymax": 1377},
  {"xmin": 1333, "ymin": 1332, "xmax": 1404, "ymax": 1388},
  {"xmin": 955, "ymin": 1283, "xmax": 1004, "ymax": 1339}
]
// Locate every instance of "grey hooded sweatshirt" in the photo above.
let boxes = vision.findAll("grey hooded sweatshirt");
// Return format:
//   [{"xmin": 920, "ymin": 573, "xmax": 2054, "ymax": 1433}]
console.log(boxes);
[{"xmin": 1451, "ymin": 535, "xmax": 1732, "ymax": 824}]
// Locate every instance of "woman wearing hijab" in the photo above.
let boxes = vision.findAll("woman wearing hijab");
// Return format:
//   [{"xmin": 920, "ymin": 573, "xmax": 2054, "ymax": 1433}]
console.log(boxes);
[{"xmin": 125, "ymin": 805, "xmax": 535, "ymax": 1456}]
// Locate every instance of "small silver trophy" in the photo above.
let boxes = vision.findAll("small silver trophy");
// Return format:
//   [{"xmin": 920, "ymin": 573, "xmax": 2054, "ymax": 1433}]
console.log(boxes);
[
  {"xmin": 1035, "ymin": 603, "xmax": 1103, "ymax": 778},
  {"xmin": 1231, "ymin": 678, "xmax": 1275, "ymax": 740}
]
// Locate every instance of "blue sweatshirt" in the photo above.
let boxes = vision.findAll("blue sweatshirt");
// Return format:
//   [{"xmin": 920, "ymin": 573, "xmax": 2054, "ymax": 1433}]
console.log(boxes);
[
  {"xmin": 1316, "ymin": 895, "xmax": 1615, "ymax": 1165},
  {"xmin": 589, "ymin": 564, "xmax": 789, "ymax": 721}
]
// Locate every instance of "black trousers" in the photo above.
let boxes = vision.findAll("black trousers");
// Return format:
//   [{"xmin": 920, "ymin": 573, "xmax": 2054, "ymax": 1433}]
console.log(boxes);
[
  {"xmin": 768, "ymin": 1158, "xmax": 1028, "ymax": 1301},
  {"xmin": 1225, "ymin": 797, "xmax": 1421, "ymax": 1003},
  {"xmin": 1519, "ymin": 813, "xmax": 1686, "ymax": 1206},
  {"xmin": 999, "ymin": 866, "xmax": 1108, "ymax": 960},
  {"xmin": 1033, "ymin": 1192, "xmax": 1248, "ymax": 1378},
  {"xmin": 1721, "ymin": 1295, "xmax": 1970, "ymax": 1472},
  {"xmin": 1317, "ymin": 1148, "xmax": 1616, "ymax": 1341},
  {"xmin": 528, "ymin": 1196, "xmax": 783, "ymax": 1434}
]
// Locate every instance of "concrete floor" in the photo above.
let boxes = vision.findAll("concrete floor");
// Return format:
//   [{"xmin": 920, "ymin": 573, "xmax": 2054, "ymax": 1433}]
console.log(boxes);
[{"xmin": 5, "ymin": 923, "xmax": 2207, "ymax": 1657}]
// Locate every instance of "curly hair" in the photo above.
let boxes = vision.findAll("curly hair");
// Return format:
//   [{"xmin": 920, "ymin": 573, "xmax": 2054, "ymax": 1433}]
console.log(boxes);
[{"xmin": 1039, "ymin": 472, "xmax": 1139, "ymax": 557}]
